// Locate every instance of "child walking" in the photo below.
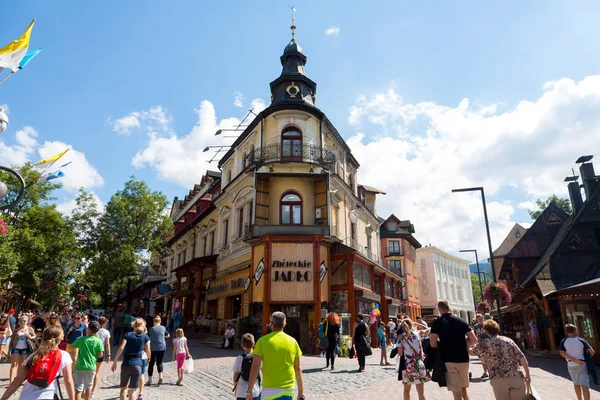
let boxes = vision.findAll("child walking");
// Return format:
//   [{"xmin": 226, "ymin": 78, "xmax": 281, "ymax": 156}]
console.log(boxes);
[
  {"xmin": 172, "ymin": 328, "xmax": 191, "ymax": 386},
  {"xmin": 559, "ymin": 324, "xmax": 597, "ymax": 400},
  {"xmin": 232, "ymin": 333, "xmax": 261, "ymax": 400},
  {"xmin": 378, "ymin": 322, "xmax": 391, "ymax": 366}
]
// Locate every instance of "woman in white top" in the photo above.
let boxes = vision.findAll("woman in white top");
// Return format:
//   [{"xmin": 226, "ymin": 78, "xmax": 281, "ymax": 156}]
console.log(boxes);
[
  {"xmin": 91, "ymin": 316, "xmax": 111, "ymax": 398},
  {"xmin": 0, "ymin": 325, "xmax": 75, "ymax": 400}
]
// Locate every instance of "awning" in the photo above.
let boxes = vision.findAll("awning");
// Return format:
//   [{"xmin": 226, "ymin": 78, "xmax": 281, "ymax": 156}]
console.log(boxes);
[
  {"xmin": 356, "ymin": 288, "xmax": 381, "ymax": 302},
  {"xmin": 387, "ymin": 298, "xmax": 402, "ymax": 307},
  {"xmin": 156, "ymin": 284, "xmax": 173, "ymax": 295}
]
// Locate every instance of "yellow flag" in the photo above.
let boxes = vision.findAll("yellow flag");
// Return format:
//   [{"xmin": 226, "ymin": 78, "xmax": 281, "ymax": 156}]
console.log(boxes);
[
  {"xmin": 0, "ymin": 19, "xmax": 36, "ymax": 72},
  {"xmin": 35, "ymin": 148, "xmax": 69, "ymax": 167}
]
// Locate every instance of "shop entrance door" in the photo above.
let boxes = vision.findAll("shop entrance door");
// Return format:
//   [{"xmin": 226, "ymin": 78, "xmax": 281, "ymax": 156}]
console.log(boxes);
[
  {"xmin": 225, "ymin": 295, "xmax": 242, "ymax": 319},
  {"xmin": 207, "ymin": 300, "xmax": 218, "ymax": 319},
  {"xmin": 271, "ymin": 305, "xmax": 310, "ymax": 353}
]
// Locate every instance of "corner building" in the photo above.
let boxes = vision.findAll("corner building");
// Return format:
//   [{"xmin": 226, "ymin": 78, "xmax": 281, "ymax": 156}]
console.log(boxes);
[{"xmin": 165, "ymin": 32, "xmax": 405, "ymax": 353}]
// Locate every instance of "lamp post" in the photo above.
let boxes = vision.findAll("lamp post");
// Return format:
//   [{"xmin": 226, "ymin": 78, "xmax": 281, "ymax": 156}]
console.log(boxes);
[
  {"xmin": 460, "ymin": 249, "xmax": 483, "ymax": 301},
  {"xmin": 0, "ymin": 109, "xmax": 26, "ymax": 211},
  {"xmin": 452, "ymin": 186, "xmax": 503, "ymax": 332}
]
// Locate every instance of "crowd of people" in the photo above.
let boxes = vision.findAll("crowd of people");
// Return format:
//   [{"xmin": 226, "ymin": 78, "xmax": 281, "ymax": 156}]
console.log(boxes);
[
  {"xmin": 0, "ymin": 307, "xmax": 190, "ymax": 400},
  {"xmin": 1, "ymin": 302, "xmax": 597, "ymax": 400}
]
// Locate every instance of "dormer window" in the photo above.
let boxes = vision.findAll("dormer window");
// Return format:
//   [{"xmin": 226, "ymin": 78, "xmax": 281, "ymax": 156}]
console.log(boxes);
[{"xmin": 281, "ymin": 127, "xmax": 302, "ymax": 161}]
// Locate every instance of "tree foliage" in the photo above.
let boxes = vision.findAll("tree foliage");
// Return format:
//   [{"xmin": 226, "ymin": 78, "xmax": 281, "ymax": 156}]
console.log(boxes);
[
  {"xmin": 73, "ymin": 177, "xmax": 172, "ymax": 306},
  {"xmin": 528, "ymin": 195, "xmax": 572, "ymax": 220}
]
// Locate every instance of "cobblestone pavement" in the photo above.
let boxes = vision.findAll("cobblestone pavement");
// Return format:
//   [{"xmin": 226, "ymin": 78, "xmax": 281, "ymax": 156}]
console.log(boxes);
[{"xmin": 2, "ymin": 339, "xmax": 600, "ymax": 399}]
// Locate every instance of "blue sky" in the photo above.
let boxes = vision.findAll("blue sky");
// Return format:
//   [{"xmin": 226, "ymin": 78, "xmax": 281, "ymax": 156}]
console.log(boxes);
[{"xmin": 3, "ymin": 1, "xmax": 600, "ymax": 260}]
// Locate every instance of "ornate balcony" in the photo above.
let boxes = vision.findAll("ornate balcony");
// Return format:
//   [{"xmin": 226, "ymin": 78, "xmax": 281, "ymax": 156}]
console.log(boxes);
[{"xmin": 248, "ymin": 143, "xmax": 336, "ymax": 170}]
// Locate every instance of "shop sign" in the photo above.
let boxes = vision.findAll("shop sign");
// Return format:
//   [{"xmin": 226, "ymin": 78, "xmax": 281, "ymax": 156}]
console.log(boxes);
[
  {"xmin": 208, "ymin": 282, "xmax": 228, "ymax": 295},
  {"xmin": 272, "ymin": 259, "xmax": 313, "ymax": 282},
  {"xmin": 341, "ymin": 313, "xmax": 351, "ymax": 318},
  {"xmin": 244, "ymin": 277, "xmax": 251, "ymax": 292},
  {"xmin": 231, "ymin": 278, "xmax": 245, "ymax": 290},
  {"xmin": 255, "ymin": 259, "xmax": 264, "ymax": 284},
  {"xmin": 319, "ymin": 261, "xmax": 327, "ymax": 283}
]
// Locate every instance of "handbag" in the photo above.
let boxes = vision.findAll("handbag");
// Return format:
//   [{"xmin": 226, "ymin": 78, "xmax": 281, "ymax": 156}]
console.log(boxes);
[
  {"xmin": 348, "ymin": 346, "xmax": 355, "ymax": 359},
  {"xmin": 359, "ymin": 336, "xmax": 373, "ymax": 356},
  {"xmin": 317, "ymin": 321, "xmax": 330, "ymax": 350},
  {"xmin": 524, "ymin": 382, "xmax": 537, "ymax": 399},
  {"xmin": 27, "ymin": 338, "xmax": 38, "ymax": 353}
]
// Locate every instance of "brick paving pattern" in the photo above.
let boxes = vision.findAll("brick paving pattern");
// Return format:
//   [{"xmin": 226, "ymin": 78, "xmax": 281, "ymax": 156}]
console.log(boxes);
[{"xmin": 2, "ymin": 339, "xmax": 600, "ymax": 399}]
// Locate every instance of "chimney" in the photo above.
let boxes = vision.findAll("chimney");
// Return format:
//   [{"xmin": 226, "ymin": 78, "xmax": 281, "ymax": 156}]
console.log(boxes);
[
  {"xmin": 579, "ymin": 159, "xmax": 599, "ymax": 200},
  {"xmin": 566, "ymin": 179, "xmax": 584, "ymax": 215}
]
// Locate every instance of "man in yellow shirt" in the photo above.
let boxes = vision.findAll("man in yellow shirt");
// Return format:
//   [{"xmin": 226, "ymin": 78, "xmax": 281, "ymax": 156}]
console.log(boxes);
[{"xmin": 246, "ymin": 312, "xmax": 305, "ymax": 400}]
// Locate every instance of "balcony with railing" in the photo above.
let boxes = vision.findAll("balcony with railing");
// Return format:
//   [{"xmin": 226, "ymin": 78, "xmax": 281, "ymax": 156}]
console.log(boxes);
[
  {"xmin": 248, "ymin": 144, "xmax": 336, "ymax": 170},
  {"xmin": 243, "ymin": 222, "xmax": 330, "ymax": 239},
  {"xmin": 383, "ymin": 246, "xmax": 405, "ymax": 257},
  {"xmin": 342, "ymin": 237, "xmax": 381, "ymax": 265}
]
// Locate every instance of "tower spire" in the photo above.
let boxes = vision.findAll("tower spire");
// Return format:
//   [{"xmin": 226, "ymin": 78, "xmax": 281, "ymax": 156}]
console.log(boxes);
[{"xmin": 290, "ymin": 6, "xmax": 296, "ymax": 39}]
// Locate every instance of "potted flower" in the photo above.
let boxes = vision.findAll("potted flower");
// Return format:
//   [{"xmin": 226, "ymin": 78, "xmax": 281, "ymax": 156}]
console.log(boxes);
[
  {"xmin": 483, "ymin": 282, "xmax": 511, "ymax": 305},
  {"xmin": 477, "ymin": 301, "xmax": 491, "ymax": 314}
]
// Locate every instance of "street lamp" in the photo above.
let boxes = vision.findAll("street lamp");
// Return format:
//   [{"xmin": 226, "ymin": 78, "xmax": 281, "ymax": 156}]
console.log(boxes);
[
  {"xmin": 0, "ymin": 166, "xmax": 26, "ymax": 211},
  {"xmin": 0, "ymin": 107, "xmax": 8, "ymax": 133},
  {"xmin": 452, "ymin": 186, "xmax": 503, "ymax": 332},
  {"xmin": 460, "ymin": 249, "xmax": 484, "ymax": 301}
]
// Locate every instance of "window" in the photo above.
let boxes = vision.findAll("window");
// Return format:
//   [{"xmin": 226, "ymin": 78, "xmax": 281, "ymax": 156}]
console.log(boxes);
[
  {"xmin": 390, "ymin": 260, "xmax": 402, "ymax": 274},
  {"xmin": 247, "ymin": 201, "xmax": 253, "ymax": 226},
  {"xmin": 237, "ymin": 207, "xmax": 244, "ymax": 238},
  {"xmin": 209, "ymin": 231, "xmax": 215, "ymax": 255},
  {"xmin": 348, "ymin": 174, "xmax": 354, "ymax": 192},
  {"xmin": 223, "ymin": 219, "xmax": 229, "ymax": 248},
  {"xmin": 202, "ymin": 236, "xmax": 207, "ymax": 256},
  {"xmin": 177, "ymin": 253, "xmax": 182, "ymax": 267},
  {"xmin": 227, "ymin": 170, "xmax": 232, "ymax": 184},
  {"xmin": 281, "ymin": 127, "xmax": 302, "ymax": 161},
  {"xmin": 385, "ymin": 279, "xmax": 392, "ymax": 297},
  {"xmin": 182, "ymin": 250, "xmax": 187, "ymax": 264},
  {"xmin": 389, "ymin": 240, "xmax": 401, "ymax": 256},
  {"xmin": 367, "ymin": 233, "xmax": 372, "ymax": 255},
  {"xmin": 280, "ymin": 191, "xmax": 302, "ymax": 224},
  {"xmin": 374, "ymin": 277, "xmax": 381, "ymax": 294},
  {"xmin": 351, "ymin": 223, "xmax": 357, "ymax": 242},
  {"xmin": 242, "ymin": 152, "xmax": 247, "ymax": 170}
]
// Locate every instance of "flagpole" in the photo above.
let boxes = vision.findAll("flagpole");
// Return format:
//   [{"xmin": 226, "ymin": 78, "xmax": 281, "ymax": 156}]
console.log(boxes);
[{"xmin": 0, "ymin": 71, "xmax": 16, "ymax": 85}]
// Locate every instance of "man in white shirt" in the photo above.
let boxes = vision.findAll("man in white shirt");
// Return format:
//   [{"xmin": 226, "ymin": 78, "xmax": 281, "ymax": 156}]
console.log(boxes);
[
  {"xmin": 560, "ymin": 324, "xmax": 595, "ymax": 400},
  {"xmin": 223, "ymin": 323, "xmax": 236, "ymax": 350},
  {"xmin": 387, "ymin": 318, "xmax": 397, "ymax": 344}
]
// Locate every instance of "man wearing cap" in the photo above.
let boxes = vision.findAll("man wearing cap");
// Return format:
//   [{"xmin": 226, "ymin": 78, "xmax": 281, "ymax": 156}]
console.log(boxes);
[{"xmin": 71, "ymin": 321, "xmax": 104, "ymax": 400}]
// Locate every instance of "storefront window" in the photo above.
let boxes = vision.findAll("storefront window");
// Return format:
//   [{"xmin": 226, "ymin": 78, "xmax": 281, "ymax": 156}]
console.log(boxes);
[
  {"xmin": 565, "ymin": 303, "xmax": 595, "ymax": 339},
  {"xmin": 331, "ymin": 291, "xmax": 349, "ymax": 313},
  {"xmin": 385, "ymin": 279, "xmax": 392, "ymax": 297},
  {"xmin": 331, "ymin": 260, "xmax": 348, "ymax": 285}
]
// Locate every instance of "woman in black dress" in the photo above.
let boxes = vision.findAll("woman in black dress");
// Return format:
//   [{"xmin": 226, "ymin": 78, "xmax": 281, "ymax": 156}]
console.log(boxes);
[{"xmin": 324, "ymin": 312, "xmax": 340, "ymax": 371}]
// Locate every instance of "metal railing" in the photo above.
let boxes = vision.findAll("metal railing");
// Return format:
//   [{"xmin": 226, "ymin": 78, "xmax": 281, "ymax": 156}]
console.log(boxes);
[
  {"xmin": 383, "ymin": 246, "xmax": 405, "ymax": 257},
  {"xmin": 248, "ymin": 143, "xmax": 336, "ymax": 169}
]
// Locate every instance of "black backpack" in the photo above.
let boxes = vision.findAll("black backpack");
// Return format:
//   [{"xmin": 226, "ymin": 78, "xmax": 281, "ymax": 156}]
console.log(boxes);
[{"xmin": 237, "ymin": 353, "xmax": 261, "ymax": 384}]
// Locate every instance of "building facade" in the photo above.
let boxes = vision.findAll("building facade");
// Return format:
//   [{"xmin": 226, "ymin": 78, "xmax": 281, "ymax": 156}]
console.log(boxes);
[
  {"xmin": 417, "ymin": 246, "xmax": 475, "ymax": 323},
  {"xmin": 161, "ymin": 29, "xmax": 406, "ymax": 353},
  {"xmin": 379, "ymin": 215, "xmax": 422, "ymax": 319}
]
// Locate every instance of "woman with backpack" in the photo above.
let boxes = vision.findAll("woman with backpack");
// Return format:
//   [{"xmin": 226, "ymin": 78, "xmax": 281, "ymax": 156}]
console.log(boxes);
[
  {"xmin": 324, "ymin": 312, "xmax": 340, "ymax": 371},
  {"xmin": 9, "ymin": 315, "xmax": 36, "ymax": 384},
  {"xmin": 396, "ymin": 319, "xmax": 430, "ymax": 400},
  {"xmin": 1, "ymin": 325, "xmax": 75, "ymax": 400}
]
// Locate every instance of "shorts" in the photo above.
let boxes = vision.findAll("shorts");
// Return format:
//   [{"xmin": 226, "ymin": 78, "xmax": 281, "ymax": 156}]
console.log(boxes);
[
  {"xmin": 11, "ymin": 347, "xmax": 29, "ymax": 356},
  {"xmin": 74, "ymin": 370, "xmax": 96, "ymax": 392},
  {"xmin": 569, "ymin": 365, "xmax": 590, "ymax": 387},
  {"xmin": 445, "ymin": 362, "xmax": 470, "ymax": 392},
  {"xmin": 379, "ymin": 341, "xmax": 387, "ymax": 352},
  {"xmin": 490, "ymin": 377, "xmax": 526, "ymax": 399},
  {"xmin": 176, "ymin": 353, "xmax": 186, "ymax": 369},
  {"xmin": 120, "ymin": 365, "xmax": 142, "ymax": 389},
  {"xmin": 0, "ymin": 336, "xmax": 7, "ymax": 345},
  {"xmin": 141, "ymin": 359, "xmax": 147, "ymax": 374}
]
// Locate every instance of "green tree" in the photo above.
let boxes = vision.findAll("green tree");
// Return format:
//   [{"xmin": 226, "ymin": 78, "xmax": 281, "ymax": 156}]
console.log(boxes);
[
  {"xmin": 74, "ymin": 178, "xmax": 172, "ymax": 307},
  {"xmin": 471, "ymin": 273, "xmax": 484, "ymax": 304},
  {"xmin": 528, "ymin": 195, "xmax": 572, "ymax": 220}
]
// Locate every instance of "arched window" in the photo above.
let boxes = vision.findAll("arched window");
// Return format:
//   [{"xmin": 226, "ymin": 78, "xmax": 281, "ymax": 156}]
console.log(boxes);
[
  {"xmin": 280, "ymin": 191, "xmax": 302, "ymax": 225},
  {"xmin": 281, "ymin": 127, "xmax": 302, "ymax": 161}
]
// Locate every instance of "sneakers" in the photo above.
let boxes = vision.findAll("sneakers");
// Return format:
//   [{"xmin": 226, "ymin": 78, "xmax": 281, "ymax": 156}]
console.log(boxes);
[{"xmin": 481, "ymin": 373, "xmax": 489, "ymax": 379}]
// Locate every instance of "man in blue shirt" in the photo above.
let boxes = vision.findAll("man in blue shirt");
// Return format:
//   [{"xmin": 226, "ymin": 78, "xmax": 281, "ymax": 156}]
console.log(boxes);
[{"xmin": 7, "ymin": 309, "xmax": 16, "ymax": 331}]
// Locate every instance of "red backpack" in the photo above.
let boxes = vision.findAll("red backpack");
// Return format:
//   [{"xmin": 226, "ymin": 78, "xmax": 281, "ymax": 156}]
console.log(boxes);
[{"xmin": 26, "ymin": 349, "xmax": 62, "ymax": 388}]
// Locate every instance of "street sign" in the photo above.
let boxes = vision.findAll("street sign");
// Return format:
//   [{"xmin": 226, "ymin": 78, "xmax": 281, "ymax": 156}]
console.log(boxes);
[
  {"xmin": 254, "ymin": 259, "xmax": 264, "ymax": 284},
  {"xmin": 319, "ymin": 261, "xmax": 327, "ymax": 283}
]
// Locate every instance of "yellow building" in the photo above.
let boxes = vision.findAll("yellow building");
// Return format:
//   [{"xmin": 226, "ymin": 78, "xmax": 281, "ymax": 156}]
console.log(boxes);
[{"xmin": 164, "ymin": 29, "xmax": 405, "ymax": 352}]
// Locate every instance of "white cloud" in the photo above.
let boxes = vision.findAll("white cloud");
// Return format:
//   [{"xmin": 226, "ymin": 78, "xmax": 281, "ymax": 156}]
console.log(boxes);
[
  {"xmin": 250, "ymin": 98, "xmax": 267, "ymax": 114},
  {"xmin": 112, "ymin": 106, "xmax": 171, "ymax": 135},
  {"xmin": 0, "ymin": 126, "xmax": 38, "ymax": 165},
  {"xmin": 233, "ymin": 91, "xmax": 243, "ymax": 108},
  {"xmin": 130, "ymin": 100, "xmax": 264, "ymax": 187},
  {"xmin": 348, "ymin": 75, "xmax": 600, "ymax": 258},
  {"xmin": 37, "ymin": 141, "xmax": 104, "ymax": 192},
  {"xmin": 325, "ymin": 27, "xmax": 340, "ymax": 36},
  {"xmin": 55, "ymin": 192, "xmax": 104, "ymax": 216}
]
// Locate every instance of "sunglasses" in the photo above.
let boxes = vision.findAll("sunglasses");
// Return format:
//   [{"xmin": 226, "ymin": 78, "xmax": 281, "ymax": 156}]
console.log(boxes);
[
  {"xmin": 19, "ymin": 319, "xmax": 27, "ymax": 323},
  {"xmin": 75, "ymin": 317, "xmax": 81, "ymax": 320}
]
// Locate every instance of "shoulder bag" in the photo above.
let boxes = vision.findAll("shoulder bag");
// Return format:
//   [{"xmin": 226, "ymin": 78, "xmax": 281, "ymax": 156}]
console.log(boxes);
[{"xmin": 317, "ymin": 321, "xmax": 329, "ymax": 350}]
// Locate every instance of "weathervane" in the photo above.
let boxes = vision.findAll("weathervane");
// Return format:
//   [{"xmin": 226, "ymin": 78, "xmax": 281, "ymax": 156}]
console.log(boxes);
[{"xmin": 290, "ymin": 6, "xmax": 296, "ymax": 38}]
